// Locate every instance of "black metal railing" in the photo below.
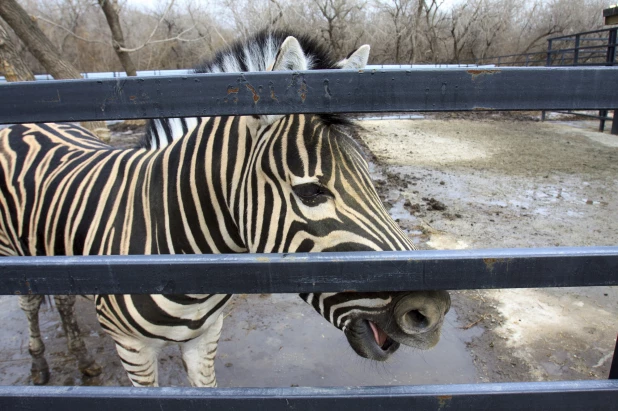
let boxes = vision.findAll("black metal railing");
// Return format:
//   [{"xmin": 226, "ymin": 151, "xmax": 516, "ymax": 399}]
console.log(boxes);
[
  {"xmin": 0, "ymin": 68, "xmax": 617, "ymax": 410},
  {"xmin": 547, "ymin": 28, "xmax": 617, "ymax": 67},
  {"xmin": 544, "ymin": 28, "xmax": 618, "ymax": 133},
  {"xmin": 463, "ymin": 27, "xmax": 617, "ymax": 133},
  {"xmin": 1, "ymin": 67, "xmax": 617, "ymax": 124}
]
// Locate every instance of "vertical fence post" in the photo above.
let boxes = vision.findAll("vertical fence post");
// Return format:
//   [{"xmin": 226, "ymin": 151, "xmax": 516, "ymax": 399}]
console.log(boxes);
[
  {"xmin": 609, "ymin": 28, "xmax": 618, "ymax": 66},
  {"xmin": 600, "ymin": 110, "xmax": 607, "ymax": 132},
  {"xmin": 573, "ymin": 35, "xmax": 581, "ymax": 65},
  {"xmin": 607, "ymin": 28, "xmax": 617, "ymax": 135},
  {"xmin": 542, "ymin": 40, "xmax": 553, "ymax": 121},
  {"xmin": 610, "ymin": 335, "xmax": 618, "ymax": 379}
]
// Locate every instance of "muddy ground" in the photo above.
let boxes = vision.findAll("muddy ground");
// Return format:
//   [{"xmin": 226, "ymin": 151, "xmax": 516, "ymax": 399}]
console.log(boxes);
[
  {"xmin": 0, "ymin": 114, "xmax": 616, "ymax": 386},
  {"xmin": 361, "ymin": 113, "xmax": 618, "ymax": 382}
]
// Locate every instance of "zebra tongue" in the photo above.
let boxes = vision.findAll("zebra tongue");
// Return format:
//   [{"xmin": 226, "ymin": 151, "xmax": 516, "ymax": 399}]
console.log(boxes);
[{"xmin": 368, "ymin": 321, "xmax": 388, "ymax": 348}]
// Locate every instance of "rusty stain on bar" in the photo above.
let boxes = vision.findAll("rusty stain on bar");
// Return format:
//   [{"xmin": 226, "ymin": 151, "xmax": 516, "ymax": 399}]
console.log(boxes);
[
  {"xmin": 483, "ymin": 258, "xmax": 505, "ymax": 271},
  {"xmin": 437, "ymin": 395, "xmax": 452, "ymax": 409},
  {"xmin": 245, "ymin": 83, "xmax": 260, "ymax": 103},
  {"xmin": 467, "ymin": 69, "xmax": 501, "ymax": 79}
]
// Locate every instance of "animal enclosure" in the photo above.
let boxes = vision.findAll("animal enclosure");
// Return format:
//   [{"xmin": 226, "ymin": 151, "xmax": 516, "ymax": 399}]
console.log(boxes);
[{"xmin": 0, "ymin": 67, "xmax": 617, "ymax": 410}]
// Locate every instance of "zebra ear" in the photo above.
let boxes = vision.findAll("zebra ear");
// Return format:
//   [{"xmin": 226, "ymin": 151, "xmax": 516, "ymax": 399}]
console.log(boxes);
[
  {"xmin": 271, "ymin": 36, "xmax": 309, "ymax": 71},
  {"xmin": 252, "ymin": 37, "xmax": 309, "ymax": 129},
  {"xmin": 337, "ymin": 45, "xmax": 370, "ymax": 69}
]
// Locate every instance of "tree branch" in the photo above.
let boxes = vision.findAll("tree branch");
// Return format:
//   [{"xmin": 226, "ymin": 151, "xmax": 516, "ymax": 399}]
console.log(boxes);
[
  {"xmin": 35, "ymin": 15, "xmax": 109, "ymax": 46},
  {"xmin": 117, "ymin": 25, "xmax": 199, "ymax": 53}
]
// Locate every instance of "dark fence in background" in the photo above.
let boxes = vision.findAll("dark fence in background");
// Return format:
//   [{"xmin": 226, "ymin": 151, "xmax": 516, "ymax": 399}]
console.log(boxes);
[
  {"xmin": 546, "ymin": 28, "xmax": 617, "ymax": 67},
  {"xmin": 463, "ymin": 27, "xmax": 618, "ymax": 133},
  {"xmin": 469, "ymin": 27, "xmax": 617, "ymax": 68},
  {"xmin": 0, "ymin": 68, "xmax": 617, "ymax": 410},
  {"xmin": 544, "ymin": 28, "xmax": 617, "ymax": 132}
]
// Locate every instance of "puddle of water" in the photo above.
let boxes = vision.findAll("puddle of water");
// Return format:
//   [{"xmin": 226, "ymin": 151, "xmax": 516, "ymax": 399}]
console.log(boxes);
[
  {"xmin": 0, "ymin": 293, "xmax": 480, "ymax": 388},
  {"xmin": 217, "ymin": 294, "xmax": 480, "ymax": 387}
]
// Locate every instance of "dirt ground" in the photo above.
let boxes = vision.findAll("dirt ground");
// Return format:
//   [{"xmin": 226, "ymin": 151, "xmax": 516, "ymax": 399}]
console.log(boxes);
[
  {"xmin": 360, "ymin": 113, "xmax": 618, "ymax": 382},
  {"xmin": 0, "ymin": 114, "xmax": 616, "ymax": 387}
]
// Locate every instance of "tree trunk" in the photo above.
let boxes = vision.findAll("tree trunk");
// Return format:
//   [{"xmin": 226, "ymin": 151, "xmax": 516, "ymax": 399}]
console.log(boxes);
[
  {"xmin": 98, "ymin": 0, "xmax": 137, "ymax": 76},
  {"xmin": 410, "ymin": 0, "xmax": 424, "ymax": 64},
  {"xmin": 0, "ymin": 22, "xmax": 34, "ymax": 81},
  {"xmin": 0, "ymin": 1, "xmax": 109, "ymax": 142}
]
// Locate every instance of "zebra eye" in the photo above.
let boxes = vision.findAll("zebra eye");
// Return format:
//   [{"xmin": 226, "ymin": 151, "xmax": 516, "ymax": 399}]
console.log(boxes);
[{"xmin": 292, "ymin": 183, "xmax": 332, "ymax": 203}]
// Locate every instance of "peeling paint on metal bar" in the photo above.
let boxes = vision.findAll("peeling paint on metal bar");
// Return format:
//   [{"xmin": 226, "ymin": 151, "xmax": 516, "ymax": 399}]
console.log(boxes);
[
  {"xmin": 1, "ymin": 67, "xmax": 618, "ymax": 124},
  {"xmin": 467, "ymin": 69, "xmax": 502, "ymax": 79}
]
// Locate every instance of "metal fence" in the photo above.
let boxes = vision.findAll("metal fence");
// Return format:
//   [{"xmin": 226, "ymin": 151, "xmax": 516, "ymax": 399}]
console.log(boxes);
[
  {"xmin": 0, "ymin": 67, "xmax": 617, "ymax": 410},
  {"xmin": 547, "ymin": 28, "xmax": 617, "ymax": 67},
  {"xmin": 468, "ymin": 27, "xmax": 617, "ymax": 68},
  {"xmin": 464, "ymin": 27, "xmax": 618, "ymax": 133},
  {"xmin": 544, "ymin": 28, "xmax": 617, "ymax": 132}
]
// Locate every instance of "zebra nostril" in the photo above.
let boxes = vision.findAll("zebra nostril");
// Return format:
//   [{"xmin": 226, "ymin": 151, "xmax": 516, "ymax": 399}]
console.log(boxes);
[
  {"xmin": 405, "ymin": 309, "xmax": 429, "ymax": 330},
  {"xmin": 394, "ymin": 294, "xmax": 446, "ymax": 334}
]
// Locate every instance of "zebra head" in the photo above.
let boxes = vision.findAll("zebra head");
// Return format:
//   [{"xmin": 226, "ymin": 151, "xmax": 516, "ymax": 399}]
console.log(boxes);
[
  {"xmin": 223, "ymin": 33, "xmax": 450, "ymax": 362},
  {"xmin": 145, "ymin": 30, "xmax": 450, "ymax": 362}
]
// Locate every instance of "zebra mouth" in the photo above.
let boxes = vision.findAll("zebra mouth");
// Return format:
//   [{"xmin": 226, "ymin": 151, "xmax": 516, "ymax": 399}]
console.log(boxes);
[
  {"xmin": 367, "ymin": 320, "xmax": 396, "ymax": 351},
  {"xmin": 345, "ymin": 318, "xmax": 400, "ymax": 360}
]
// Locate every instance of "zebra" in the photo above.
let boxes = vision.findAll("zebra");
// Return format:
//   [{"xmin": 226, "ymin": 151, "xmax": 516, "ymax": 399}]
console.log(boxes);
[{"xmin": 0, "ymin": 29, "xmax": 450, "ymax": 387}]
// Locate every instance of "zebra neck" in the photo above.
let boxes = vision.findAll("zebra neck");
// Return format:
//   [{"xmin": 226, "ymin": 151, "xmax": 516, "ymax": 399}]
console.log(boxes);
[{"xmin": 149, "ymin": 116, "xmax": 249, "ymax": 254}]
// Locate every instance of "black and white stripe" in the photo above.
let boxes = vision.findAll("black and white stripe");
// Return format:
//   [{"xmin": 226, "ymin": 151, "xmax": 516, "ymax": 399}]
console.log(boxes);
[
  {"xmin": 0, "ymin": 30, "xmax": 450, "ymax": 388},
  {"xmin": 143, "ymin": 117, "xmax": 199, "ymax": 149}
]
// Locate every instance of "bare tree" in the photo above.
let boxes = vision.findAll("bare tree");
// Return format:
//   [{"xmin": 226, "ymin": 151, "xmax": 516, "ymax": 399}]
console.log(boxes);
[
  {"xmin": 422, "ymin": 0, "xmax": 447, "ymax": 63},
  {"xmin": 0, "ymin": 0, "xmax": 87, "ymax": 79},
  {"xmin": 376, "ymin": 0, "xmax": 414, "ymax": 64},
  {"xmin": 410, "ymin": 0, "xmax": 425, "ymax": 64},
  {"xmin": 312, "ymin": 0, "xmax": 366, "ymax": 57},
  {"xmin": 0, "ymin": 0, "xmax": 109, "ymax": 141},
  {"xmin": 4, "ymin": 0, "xmax": 611, "ymax": 73},
  {"xmin": 35, "ymin": 0, "xmax": 206, "ymax": 73},
  {"xmin": 0, "ymin": 21, "xmax": 35, "ymax": 81},
  {"xmin": 98, "ymin": 0, "xmax": 137, "ymax": 76},
  {"xmin": 449, "ymin": 0, "xmax": 483, "ymax": 63}
]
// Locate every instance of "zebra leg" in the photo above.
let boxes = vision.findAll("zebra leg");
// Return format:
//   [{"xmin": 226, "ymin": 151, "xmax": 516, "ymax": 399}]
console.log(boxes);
[
  {"xmin": 180, "ymin": 313, "xmax": 223, "ymax": 387},
  {"xmin": 113, "ymin": 339, "xmax": 161, "ymax": 387},
  {"xmin": 53, "ymin": 295, "xmax": 102, "ymax": 377},
  {"xmin": 18, "ymin": 295, "xmax": 50, "ymax": 385}
]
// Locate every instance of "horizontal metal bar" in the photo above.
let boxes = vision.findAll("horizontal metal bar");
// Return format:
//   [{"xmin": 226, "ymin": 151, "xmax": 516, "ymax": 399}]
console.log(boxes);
[
  {"xmin": 553, "ymin": 110, "xmax": 613, "ymax": 120},
  {"xmin": 548, "ymin": 43, "xmax": 618, "ymax": 54},
  {"xmin": 549, "ymin": 28, "xmax": 616, "ymax": 40},
  {"xmin": 1, "ymin": 380, "xmax": 617, "ymax": 411},
  {"xmin": 477, "ymin": 51, "xmax": 547, "ymax": 60},
  {"xmin": 2, "ymin": 67, "xmax": 618, "ymax": 124},
  {"xmin": 0, "ymin": 247, "xmax": 616, "ymax": 295}
]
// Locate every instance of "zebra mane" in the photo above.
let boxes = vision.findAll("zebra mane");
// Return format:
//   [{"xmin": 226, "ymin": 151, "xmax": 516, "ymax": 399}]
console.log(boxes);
[
  {"xmin": 143, "ymin": 30, "xmax": 351, "ymax": 149},
  {"xmin": 195, "ymin": 29, "xmax": 340, "ymax": 74}
]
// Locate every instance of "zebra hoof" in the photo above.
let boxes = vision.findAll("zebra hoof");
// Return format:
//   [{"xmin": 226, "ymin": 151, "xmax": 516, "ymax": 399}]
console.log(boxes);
[
  {"xmin": 31, "ymin": 368, "xmax": 50, "ymax": 386},
  {"xmin": 80, "ymin": 360, "xmax": 103, "ymax": 377}
]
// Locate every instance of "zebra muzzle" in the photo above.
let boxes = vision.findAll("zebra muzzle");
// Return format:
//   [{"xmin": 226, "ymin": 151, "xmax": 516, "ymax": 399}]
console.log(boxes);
[{"xmin": 393, "ymin": 291, "xmax": 450, "ymax": 336}]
